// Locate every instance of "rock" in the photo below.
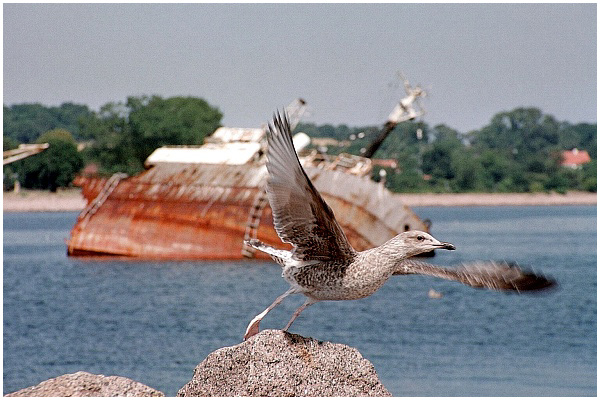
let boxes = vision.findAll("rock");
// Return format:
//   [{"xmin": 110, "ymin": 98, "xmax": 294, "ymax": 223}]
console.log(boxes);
[
  {"xmin": 6, "ymin": 371, "xmax": 164, "ymax": 397},
  {"xmin": 177, "ymin": 329, "xmax": 391, "ymax": 397}
]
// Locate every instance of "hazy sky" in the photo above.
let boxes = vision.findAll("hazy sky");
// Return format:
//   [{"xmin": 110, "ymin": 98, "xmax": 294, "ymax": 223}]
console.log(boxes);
[{"xmin": 4, "ymin": 3, "xmax": 597, "ymax": 132}]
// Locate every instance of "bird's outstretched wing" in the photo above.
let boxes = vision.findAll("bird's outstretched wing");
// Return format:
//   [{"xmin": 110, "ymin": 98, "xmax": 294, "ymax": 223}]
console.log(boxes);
[
  {"xmin": 265, "ymin": 111, "xmax": 355, "ymax": 262},
  {"xmin": 394, "ymin": 259, "xmax": 556, "ymax": 292}
]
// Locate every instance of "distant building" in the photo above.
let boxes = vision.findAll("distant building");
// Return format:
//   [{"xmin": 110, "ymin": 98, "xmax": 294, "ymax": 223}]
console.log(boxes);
[
  {"xmin": 76, "ymin": 141, "xmax": 94, "ymax": 152},
  {"xmin": 311, "ymin": 138, "xmax": 351, "ymax": 147},
  {"xmin": 81, "ymin": 163, "xmax": 99, "ymax": 176},
  {"xmin": 561, "ymin": 148, "xmax": 591, "ymax": 169},
  {"xmin": 371, "ymin": 159, "xmax": 398, "ymax": 169}
]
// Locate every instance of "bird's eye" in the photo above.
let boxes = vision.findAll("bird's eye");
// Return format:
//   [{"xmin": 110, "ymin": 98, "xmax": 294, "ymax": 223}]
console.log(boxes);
[{"xmin": 417, "ymin": 235, "xmax": 424, "ymax": 241}]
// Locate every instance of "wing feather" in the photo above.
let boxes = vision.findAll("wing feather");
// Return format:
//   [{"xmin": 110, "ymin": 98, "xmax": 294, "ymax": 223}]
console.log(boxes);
[
  {"xmin": 265, "ymin": 111, "xmax": 355, "ymax": 262},
  {"xmin": 394, "ymin": 259, "xmax": 556, "ymax": 292}
]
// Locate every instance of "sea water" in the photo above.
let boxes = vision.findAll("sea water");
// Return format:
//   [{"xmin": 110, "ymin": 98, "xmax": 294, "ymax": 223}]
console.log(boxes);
[{"xmin": 3, "ymin": 206, "xmax": 596, "ymax": 396}]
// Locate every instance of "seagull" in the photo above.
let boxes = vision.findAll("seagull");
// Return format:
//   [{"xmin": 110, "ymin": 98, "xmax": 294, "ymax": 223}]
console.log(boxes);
[{"xmin": 243, "ymin": 112, "xmax": 555, "ymax": 340}]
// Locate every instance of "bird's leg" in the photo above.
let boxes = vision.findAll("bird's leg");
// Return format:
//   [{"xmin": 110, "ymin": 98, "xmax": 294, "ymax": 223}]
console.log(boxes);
[
  {"xmin": 283, "ymin": 298, "xmax": 318, "ymax": 332},
  {"xmin": 244, "ymin": 288, "xmax": 295, "ymax": 341}
]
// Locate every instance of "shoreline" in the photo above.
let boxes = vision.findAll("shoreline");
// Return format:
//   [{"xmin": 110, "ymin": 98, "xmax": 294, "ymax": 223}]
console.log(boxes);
[
  {"xmin": 399, "ymin": 191, "xmax": 597, "ymax": 207},
  {"xmin": 3, "ymin": 189, "xmax": 87, "ymax": 212},
  {"xmin": 3, "ymin": 188, "xmax": 596, "ymax": 212}
]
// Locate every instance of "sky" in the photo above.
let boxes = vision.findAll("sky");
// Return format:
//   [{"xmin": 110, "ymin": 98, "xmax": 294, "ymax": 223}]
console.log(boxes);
[{"xmin": 3, "ymin": 3, "xmax": 597, "ymax": 133}]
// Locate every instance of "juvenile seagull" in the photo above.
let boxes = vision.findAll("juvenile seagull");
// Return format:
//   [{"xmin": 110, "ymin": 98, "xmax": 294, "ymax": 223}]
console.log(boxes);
[{"xmin": 244, "ymin": 112, "xmax": 555, "ymax": 340}]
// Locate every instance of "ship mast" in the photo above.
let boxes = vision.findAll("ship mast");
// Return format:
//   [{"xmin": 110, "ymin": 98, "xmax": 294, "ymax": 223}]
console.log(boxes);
[
  {"xmin": 3, "ymin": 143, "xmax": 49, "ymax": 165},
  {"xmin": 362, "ymin": 75, "xmax": 426, "ymax": 159},
  {"xmin": 284, "ymin": 98, "xmax": 307, "ymax": 131}
]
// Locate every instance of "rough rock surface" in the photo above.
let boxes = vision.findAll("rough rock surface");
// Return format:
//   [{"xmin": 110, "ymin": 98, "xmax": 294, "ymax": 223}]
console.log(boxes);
[
  {"xmin": 177, "ymin": 329, "xmax": 391, "ymax": 397},
  {"xmin": 6, "ymin": 371, "xmax": 164, "ymax": 397}
]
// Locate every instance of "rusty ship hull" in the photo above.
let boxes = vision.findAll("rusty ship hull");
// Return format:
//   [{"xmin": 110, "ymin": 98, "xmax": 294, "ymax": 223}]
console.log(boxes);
[
  {"xmin": 67, "ymin": 161, "xmax": 428, "ymax": 260},
  {"xmin": 67, "ymin": 93, "xmax": 432, "ymax": 260}
]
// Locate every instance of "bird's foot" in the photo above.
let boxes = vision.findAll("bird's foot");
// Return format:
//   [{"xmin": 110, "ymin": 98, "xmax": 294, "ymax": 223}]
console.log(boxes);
[{"xmin": 243, "ymin": 317, "xmax": 261, "ymax": 341}]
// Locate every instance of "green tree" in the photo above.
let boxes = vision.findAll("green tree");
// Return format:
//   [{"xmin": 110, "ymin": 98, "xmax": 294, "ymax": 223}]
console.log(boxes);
[
  {"xmin": 479, "ymin": 150, "xmax": 513, "ymax": 190},
  {"xmin": 303, "ymin": 110, "xmax": 595, "ymax": 193},
  {"xmin": 558, "ymin": 122, "xmax": 597, "ymax": 159},
  {"xmin": 3, "ymin": 136, "xmax": 20, "ymax": 151},
  {"xmin": 385, "ymin": 162, "xmax": 428, "ymax": 192},
  {"xmin": 127, "ymin": 96, "xmax": 222, "ymax": 164},
  {"xmin": 450, "ymin": 150, "xmax": 485, "ymax": 192},
  {"xmin": 421, "ymin": 124, "xmax": 462, "ymax": 191},
  {"xmin": 473, "ymin": 108, "xmax": 561, "ymax": 162},
  {"xmin": 3, "ymin": 138, "xmax": 21, "ymax": 190},
  {"xmin": 469, "ymin": 107, "xmax": 587, "ymax": 192},
  {"xmin": 79, "ymin": 102, "xmax": 140, "ymax": 174},
  {"xmin": 373, "ymin": 121, "xmax": 425, "ymax": 158},
  {"xmin": 581, "ymin": 160, "xmax": 597, "ymax": 192},
  {"xmin": 422, "ymin": 142, "xmax": 455, "ymax": 181},
  {"xmin": 81, "ymin": 96, "xmax": 223, "ymax": 175},
  {"xmin": 295, "ymin": 122, "xmax": 358, "ymax": 141},
  {"xmin": 3, "ymin": 102, "xmax": 93, "ymax": 143},
  {"xmin": 19, "ymin": 129, "xmax": 84, "ymax": 191}
]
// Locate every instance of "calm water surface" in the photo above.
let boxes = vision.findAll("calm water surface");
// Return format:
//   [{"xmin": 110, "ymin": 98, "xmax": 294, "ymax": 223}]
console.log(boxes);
[{"xmin": 3, "ymin": 206, "xmax": 596, "ymax": 396}]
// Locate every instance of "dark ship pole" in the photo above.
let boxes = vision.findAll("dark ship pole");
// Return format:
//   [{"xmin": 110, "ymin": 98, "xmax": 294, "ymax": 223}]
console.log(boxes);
[
  {"xmin": 362, "ymin": 121, "xmax": 398, "ymax": 159},
  {"xmin": 362, "ymin": 76, "xmax": 426, "ymax": 159},
  {"xmin": 361, "ymin": 76, "xmax": 434, "ymax": 255}
]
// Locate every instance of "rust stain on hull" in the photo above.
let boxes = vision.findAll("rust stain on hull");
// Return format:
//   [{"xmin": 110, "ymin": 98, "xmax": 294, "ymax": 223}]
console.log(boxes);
[{"xmin": 68, "ymin": 162, "xmax": 428, "ymax": 260}]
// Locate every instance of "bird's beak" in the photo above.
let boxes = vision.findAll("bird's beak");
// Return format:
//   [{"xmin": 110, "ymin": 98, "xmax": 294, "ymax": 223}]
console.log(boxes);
[{"xmin": 436, "ymin": 241, "xmax": 456, "ymax": 251}]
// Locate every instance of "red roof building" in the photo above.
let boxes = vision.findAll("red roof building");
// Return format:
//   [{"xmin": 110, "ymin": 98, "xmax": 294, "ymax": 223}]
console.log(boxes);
[
  {"xmin": 372, "ymin": 159, "xmax": 398, "ymax": 169},
  {"xmin": 561, "ymin": 148, "xmax": 591, "ymax": 169}
]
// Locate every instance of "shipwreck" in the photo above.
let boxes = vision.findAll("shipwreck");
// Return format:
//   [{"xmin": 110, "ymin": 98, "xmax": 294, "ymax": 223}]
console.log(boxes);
[{"xmin": 67, "ymin": 80, "xmax": 431, "ymax": 260}]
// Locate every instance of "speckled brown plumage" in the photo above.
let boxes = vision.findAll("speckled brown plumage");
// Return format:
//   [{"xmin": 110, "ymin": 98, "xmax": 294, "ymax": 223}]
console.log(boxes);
[{"xmin": 243, "ymin": 111, "xmax": 556, "ymax": 341}]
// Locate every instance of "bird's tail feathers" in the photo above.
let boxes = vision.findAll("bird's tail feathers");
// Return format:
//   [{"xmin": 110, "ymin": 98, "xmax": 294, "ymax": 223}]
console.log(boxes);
[{"xmin": 244, "ymin": 239, "xmax": 290, "ymax": 267}]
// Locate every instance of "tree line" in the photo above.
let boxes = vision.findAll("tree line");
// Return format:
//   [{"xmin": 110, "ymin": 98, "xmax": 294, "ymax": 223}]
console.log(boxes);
[
  {"xmin": 297, "ymin": 108, "xmax": 596, "ymax": 193},
  {"xmin": 4, "ymin": 96, "xmax": 222, "ymax": 190},
  {"xmin": 3, "ymin": 98, "xmax": 596, "ymax": 193}
]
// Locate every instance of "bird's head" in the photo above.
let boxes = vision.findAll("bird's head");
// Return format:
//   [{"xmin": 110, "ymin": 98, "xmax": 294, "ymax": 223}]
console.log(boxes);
[{"xmin": 388, "ymin": 231, "xmax": 456, "ymax": 258}]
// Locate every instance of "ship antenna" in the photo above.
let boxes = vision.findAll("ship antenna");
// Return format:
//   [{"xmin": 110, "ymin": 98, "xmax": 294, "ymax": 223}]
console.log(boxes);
[{"xmin": 362, "ymin": 74, "xmax": 427, "ymax": 159}]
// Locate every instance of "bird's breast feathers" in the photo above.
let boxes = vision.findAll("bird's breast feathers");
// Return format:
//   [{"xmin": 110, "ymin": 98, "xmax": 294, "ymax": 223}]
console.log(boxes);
[{"xmin": 284, "ymin": 259, "xmax": 391, "ymax": 301}]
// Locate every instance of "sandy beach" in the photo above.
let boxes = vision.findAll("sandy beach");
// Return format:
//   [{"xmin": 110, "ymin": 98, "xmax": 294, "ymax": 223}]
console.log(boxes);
[
  {"xmin": 398, "ymin": 191, "xmax": 597, "ymax": 207},
  {"xmin": 3, "ymin": 189, "xmax": 87, "ymax": 212},
  {"xmin": 3, "ymin": 188, "xmax": 596, "ymax": 212}
]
